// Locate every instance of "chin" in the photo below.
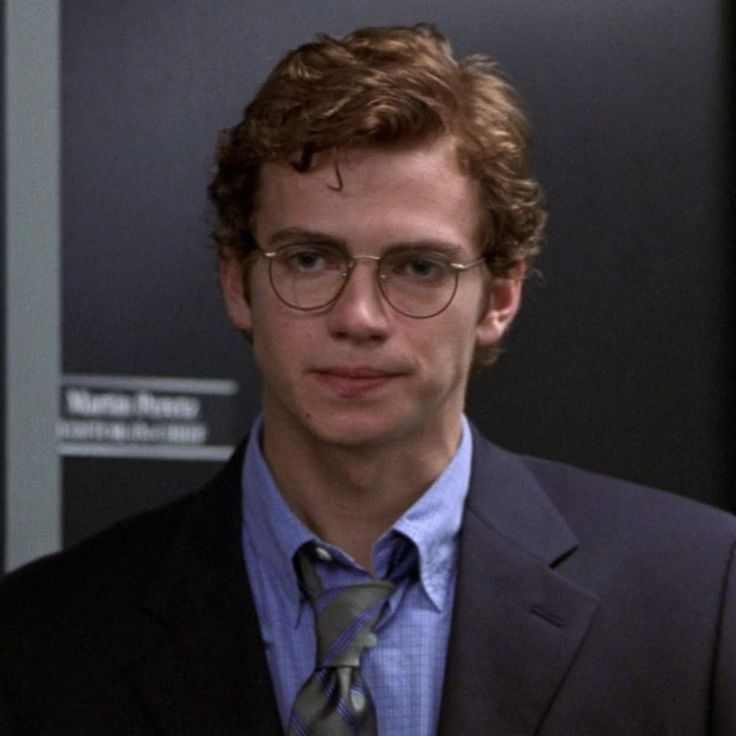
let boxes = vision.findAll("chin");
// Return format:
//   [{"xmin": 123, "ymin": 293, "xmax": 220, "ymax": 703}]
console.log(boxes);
[{"xmin": 303, "ymin": 411, "xmax": 414, "ymax": 450}]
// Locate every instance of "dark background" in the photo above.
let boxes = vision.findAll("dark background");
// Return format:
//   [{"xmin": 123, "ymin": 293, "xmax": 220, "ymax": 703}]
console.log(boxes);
[
  {"xmin": 58, "ymin": 0, "xmax": 733, "ymax": 546},
  {"xmin": 0, "ymin": 2, "xmax": 5, "ymax": 570}
]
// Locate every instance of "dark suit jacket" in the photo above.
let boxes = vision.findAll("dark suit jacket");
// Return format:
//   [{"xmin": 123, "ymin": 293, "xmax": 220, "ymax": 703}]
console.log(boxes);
[{"xmin": 1, "ymin": 431, "xmax": 735, "ymax": 735}]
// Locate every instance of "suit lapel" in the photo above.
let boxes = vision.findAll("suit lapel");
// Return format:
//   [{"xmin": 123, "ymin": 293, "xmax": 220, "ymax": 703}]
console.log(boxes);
[
  {"xmin": 438, "ymin": 432, "xmax": 599, "ymax": 735},
  {"xmin": 132, "ymin": 443, "xmax": 283, "ymax": 735},
  {"xmin": 125, "ymin": 430, "xmax": 598, "ymax": 734}
]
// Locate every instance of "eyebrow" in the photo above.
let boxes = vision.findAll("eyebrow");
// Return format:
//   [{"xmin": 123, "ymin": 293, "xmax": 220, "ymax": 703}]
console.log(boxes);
[
  {"xmin": 268, "ymin": 228, "xmax": 345, "ymax": 248},
  {"xmin": 267, "ymin": 228, "xmax": 467, "ymax": 258}
]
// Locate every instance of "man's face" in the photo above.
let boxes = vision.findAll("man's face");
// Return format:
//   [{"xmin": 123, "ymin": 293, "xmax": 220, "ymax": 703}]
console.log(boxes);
[{"xmin": 221, "ymin": 137, "xmax": 522, "ymax": 453}]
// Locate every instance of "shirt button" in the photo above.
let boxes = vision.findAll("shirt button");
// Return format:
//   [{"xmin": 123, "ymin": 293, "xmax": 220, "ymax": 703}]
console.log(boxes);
[
  {"xmin": 365, "ymin": 633, "xmax": 378, "ymax": 647},
  {"xmin": 314, "ymin": 546, "xmax": 332, "ymax": 562}
]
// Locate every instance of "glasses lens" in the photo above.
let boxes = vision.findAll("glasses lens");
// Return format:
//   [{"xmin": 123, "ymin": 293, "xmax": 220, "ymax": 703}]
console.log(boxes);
[
  {"xmin": 269, "ymin": 244, "xmax": 346, "ymax": 309},
  {"xmin": 379, "ymin": 249, "xmax": 457, "ymax": 318}
]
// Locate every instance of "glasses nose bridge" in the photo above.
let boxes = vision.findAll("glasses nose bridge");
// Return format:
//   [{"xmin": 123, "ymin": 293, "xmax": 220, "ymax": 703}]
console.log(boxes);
[
  {"xmin": 341, "ymin": 252, "xmax": 386, "ymax": 284},
  {"xmin": 335, "ymin": 252, "xmax": 389, "ymax": 309},
  {"xmin": 344, "ymin": 253, "xmax": 383, "ymax": 272}
]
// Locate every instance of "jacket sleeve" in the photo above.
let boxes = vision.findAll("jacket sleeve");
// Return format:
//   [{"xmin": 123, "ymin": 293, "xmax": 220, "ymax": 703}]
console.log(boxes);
[{"xmin": 712, "ymin": 539, "xmax": 736, "ymax": 734}]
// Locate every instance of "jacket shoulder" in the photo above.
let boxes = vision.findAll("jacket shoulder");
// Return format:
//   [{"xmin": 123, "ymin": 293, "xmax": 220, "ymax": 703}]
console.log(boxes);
[
  {"xmin": 0, "ymin": 488, "xmax": 198, "ymax": 634},
  {"xmin": 0, "ymin": 440, "xmax": 246, "ymax": 620},
  {"xmin": 519, "ymin": 452, "xmax": 736, "ymax": 540}
]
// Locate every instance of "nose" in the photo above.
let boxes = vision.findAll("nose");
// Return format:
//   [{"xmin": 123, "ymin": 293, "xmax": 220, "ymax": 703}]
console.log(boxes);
[{"xmin": 325, "ymin": 257, "xmax": 391, "ymax": 342}]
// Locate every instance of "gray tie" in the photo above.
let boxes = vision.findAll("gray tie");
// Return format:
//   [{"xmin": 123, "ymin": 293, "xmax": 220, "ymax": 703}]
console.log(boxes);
[{"xmin": 287, "ymin": 545, "xmax": 396, "ymax": 736}]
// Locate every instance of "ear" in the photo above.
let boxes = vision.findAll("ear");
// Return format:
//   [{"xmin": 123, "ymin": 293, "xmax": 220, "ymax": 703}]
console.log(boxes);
[
  {"xmin": 219, "ymin": 249, "xmax": 253, "ymax": 332},
  {"xmin": 475, "ymin": 263, "xmax": 525, "ymax": 347}
]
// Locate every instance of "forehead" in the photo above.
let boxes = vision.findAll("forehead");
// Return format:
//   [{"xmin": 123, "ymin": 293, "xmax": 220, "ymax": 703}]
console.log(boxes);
[{"xmin": 253, "ymin": 138, "xmax": 485, "ymax": 252}]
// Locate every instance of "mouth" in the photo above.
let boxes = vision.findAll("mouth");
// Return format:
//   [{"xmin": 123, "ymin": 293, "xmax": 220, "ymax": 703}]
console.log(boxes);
[{"xmin": 312, "ymin": 365, "xmax": 405, "ymax": 397}]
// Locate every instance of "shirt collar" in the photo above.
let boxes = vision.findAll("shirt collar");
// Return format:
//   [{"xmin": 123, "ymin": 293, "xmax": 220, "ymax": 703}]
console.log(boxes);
[
  {"xmin": 389, "ymin": 415, "xmax": 472, "ymax": 610},
  {"xmin": 242, "ymin": 415, "xmax": 473, "ymax": 621},
  {"xmin": 242, "ymin": 416, "xmax": 314, "ymax": 627}
]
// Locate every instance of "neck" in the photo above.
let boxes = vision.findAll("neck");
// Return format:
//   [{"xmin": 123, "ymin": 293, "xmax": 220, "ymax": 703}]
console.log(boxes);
[{"xmin": 260, "ymin": 416, "xmax": 462, "ymax": 571}]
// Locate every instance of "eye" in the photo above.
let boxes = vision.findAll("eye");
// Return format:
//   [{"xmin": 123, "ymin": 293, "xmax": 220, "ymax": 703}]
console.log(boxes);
[
  {"xmin": 387, "ymin": 251, "xmax": 449, "ymax": 283},
  {"xmin": 279, "ymin": 245, "xmax": 343, "ymax": 274}
]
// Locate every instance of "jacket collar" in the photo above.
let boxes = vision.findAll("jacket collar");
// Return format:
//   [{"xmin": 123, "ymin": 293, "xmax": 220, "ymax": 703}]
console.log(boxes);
[
  {"xmin": 133, "ymin": 441, "xmax": 283, "ymax": 734},
  {"xmin": 132, "ymin": 429, "xmax": 598, "ymax": 735},
  {"xmin": 438, "ymin": 428, "xmax": 599, "ymax": 735}
]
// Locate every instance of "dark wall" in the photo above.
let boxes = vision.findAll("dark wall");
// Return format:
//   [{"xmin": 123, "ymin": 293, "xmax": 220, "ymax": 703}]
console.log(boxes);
[
  {"xmin": 726, "ymin": 0, "xmax": 736, "ymax": 510},
  {"xmin": 0, "ymin": 2, "xmax": 5, "ymax": 569},
  {"xmin": 466, "ymin": 1, "xmax": 732, "ymax": 510},
  {"xmin": 61, "ymin": 0, "xmax": 732, "ymax": 545}
]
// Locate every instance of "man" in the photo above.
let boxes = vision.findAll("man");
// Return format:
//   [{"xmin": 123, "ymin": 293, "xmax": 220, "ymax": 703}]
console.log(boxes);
[{"xmin": 1, "ymin": 23, "xmax": 734, "ymax": 736}]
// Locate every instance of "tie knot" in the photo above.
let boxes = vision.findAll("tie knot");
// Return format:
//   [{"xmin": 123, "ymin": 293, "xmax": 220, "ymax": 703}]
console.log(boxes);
[
  {"xmin": 313, "ymin": 581, "xmax": 394, "ymax": 667},
  {"xmin": 295, "ymin": 546, "xmax": 396, "ymax": 668}
]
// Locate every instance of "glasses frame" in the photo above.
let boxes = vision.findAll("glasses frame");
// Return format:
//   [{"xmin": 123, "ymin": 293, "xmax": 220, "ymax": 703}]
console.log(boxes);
[{"xmin": 256, "ymin": 245, "xmax": 487, "ymax": 319}]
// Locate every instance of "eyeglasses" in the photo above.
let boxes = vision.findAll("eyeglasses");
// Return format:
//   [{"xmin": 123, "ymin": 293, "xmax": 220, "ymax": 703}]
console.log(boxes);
[{"xmin": 256, "ymin": 243, "xmax": 486, "ymax": 319}]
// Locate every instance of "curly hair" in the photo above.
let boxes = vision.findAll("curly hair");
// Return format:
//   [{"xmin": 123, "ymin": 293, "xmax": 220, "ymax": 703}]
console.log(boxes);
[{"xmin": 209, "ymin": 23, "xmax": 546, "ymax": 363}]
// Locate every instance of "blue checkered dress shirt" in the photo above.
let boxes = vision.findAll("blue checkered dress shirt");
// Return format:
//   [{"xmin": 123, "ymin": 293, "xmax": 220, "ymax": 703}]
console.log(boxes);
[{"xmin": 241, "ymin": 415, "xmax": 473, "ymax": 735}]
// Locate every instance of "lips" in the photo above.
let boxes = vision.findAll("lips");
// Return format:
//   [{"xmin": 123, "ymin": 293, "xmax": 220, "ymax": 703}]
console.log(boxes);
[
  {"xmin": 312, "ymin": 365, "xmax": 404, "ymax": 397},
  {"xmin": 318, "ymin": 366, "xmax": 395, "ymax": 379}
]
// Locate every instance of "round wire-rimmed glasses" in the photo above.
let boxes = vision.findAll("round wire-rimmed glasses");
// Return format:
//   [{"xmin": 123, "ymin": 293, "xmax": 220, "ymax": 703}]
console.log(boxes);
[{"xmin": 256, "ymin": 243, "xmax": 486, "ymax": 319}]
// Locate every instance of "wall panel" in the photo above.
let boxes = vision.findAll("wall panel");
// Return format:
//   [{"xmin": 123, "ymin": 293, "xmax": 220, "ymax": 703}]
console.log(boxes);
[{"xmin": 55, "ymin": 0, "xmax": 734, "ymax": 551}]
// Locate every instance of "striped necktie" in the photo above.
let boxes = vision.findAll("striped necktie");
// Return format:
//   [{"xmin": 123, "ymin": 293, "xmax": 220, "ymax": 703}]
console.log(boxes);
[{"xmin": 287, "ymin": 544, "xmax": 396, "ymax": 736}]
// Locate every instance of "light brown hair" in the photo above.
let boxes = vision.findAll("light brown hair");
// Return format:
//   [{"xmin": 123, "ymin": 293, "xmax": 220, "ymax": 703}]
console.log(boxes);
[{"xmin": 209, "ymin": 23, "xmax": 546, "ymax": 362}]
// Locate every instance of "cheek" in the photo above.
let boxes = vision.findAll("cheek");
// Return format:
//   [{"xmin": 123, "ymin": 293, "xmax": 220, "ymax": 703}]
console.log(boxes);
[
  {"xmin": 250, "ymin": 302, "xmax": 318, "ymax": 373},
  {"xmin": 419, "ymin": 320, "xmax": 477, "ymax": 378}
]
